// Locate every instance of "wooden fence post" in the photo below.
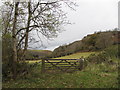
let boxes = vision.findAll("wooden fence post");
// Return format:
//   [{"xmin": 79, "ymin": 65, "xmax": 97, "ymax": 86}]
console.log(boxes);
[
  {"xmin": 41, "ymin": 59, "xmax": 45, "ymax": 73},
  {"xmin": 78, "ymin": 58, "xmax": 84, "ymax": 71}
]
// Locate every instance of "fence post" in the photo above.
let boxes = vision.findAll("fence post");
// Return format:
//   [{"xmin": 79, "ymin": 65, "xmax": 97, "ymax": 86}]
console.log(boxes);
[
  {"xmin": 78, "ymin": 58, "xmax": 84, "ymax": 71},
  {"xmin": 41, "ymin": 59, "xmax": 45, "ymax": 73}
]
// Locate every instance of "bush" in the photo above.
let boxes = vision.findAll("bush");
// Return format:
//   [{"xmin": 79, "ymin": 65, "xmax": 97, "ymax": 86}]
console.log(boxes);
[
  {"xmin": 2, "ymin": 34, "xmax": 31, "ymax": 81},
  {"xmin": 2, "ymin": 61, "xmax": 31, "ymax": 81},
  {"xmin": 104, "ymin": 45, "xmax": 119, "ymax": 58},
  {"xmin": 86, "ymin": 45, "xmax": 119, "ymax": 64}
]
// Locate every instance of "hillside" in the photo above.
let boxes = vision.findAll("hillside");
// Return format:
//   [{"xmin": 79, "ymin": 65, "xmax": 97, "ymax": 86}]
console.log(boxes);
[
  {"xmin": 25, "ymin": 50, "xmax": 52, "ymax": 60},
  {"xmin": 51, "ymin": 30, "xmax": 120, "ymax": 58}
]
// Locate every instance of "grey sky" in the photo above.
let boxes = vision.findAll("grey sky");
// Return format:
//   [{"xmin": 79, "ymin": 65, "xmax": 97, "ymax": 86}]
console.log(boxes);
[{"xmin": 41, "ymin": 0, "xmax": 119, "ymax": 51}]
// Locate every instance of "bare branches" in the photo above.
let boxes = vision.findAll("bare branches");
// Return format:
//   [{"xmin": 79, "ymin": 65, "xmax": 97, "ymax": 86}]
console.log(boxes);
[{"xmin": 2, "ymin": 0, "xmax": 77, "ymax": 59}]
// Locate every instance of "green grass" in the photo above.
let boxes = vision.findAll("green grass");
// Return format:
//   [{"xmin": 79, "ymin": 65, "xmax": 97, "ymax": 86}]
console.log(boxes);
[
  {"xmin": 55, "ymin": 52, "xmax": 96, "ymax": 59},
  {"xmin": 3, "ymin": 51, "xmax": 119, "ymax": 88},
  {"xmin": 3, "ymin": 63, "xmax": 118, "ymax": 88},
  {"xmin": 26, "ymin": 60, "xmax": 41, "ymax": 64},
  {"xmin": 26, "ymin": 52, "xmax": 96, "ymax": 63}
]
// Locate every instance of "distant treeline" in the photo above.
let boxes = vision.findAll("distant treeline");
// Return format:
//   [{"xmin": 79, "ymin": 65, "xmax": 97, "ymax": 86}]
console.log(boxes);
[{"xmin": 49, "ymin": 29, "xmax": 120, "ymax": 58}]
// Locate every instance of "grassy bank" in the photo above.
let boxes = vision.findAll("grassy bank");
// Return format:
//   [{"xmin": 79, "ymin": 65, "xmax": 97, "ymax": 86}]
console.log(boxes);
[
  {"xmin": 3, "ymin": 51, "xmax": 119, "ymax": 88},
  {"xmin": 3, "ymin": 62, "xmax": 118, "ymax": 88}
]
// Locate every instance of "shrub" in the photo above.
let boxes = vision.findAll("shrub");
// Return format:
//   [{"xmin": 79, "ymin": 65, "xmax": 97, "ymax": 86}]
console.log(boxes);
[
  {"xmin": 104, "ymin": 45, "xmax": 119, "ymax": 59},
  {"xmin": 2, "ymin": 61, "xmax": 31, "ymax": 81},
  {"xmin": 86, "ymin": 45, "xmax": 119, "ymax": 65}
]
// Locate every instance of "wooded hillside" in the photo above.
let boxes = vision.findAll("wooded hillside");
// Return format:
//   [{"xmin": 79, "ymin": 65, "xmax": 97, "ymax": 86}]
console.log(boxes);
[{"xmin": 51, "ymin": 30, "xmax": 120, "ymax": 58}]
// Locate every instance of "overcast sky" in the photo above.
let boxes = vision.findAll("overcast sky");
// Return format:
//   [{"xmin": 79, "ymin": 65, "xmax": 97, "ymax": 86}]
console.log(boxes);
[
  {"xmin": 39, "ymin": 0, "xmax": 119, "ymax": 51},
  {"xmin": 0, "ymin": 0, "xmax": 119, "ymax": 51}
]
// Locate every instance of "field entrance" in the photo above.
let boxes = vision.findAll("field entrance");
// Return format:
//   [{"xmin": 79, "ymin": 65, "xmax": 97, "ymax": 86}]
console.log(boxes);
[{"xmin": 41, "ymin": 58, "xmax": 84, "ymax": 73}]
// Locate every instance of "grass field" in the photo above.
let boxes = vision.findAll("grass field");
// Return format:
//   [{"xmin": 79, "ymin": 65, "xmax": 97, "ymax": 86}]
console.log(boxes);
[
  {"xmin": 26, "ymin": 52, "xmax": 96, "ymax": 63},
  {"xmin": 3, "ymin": 51, "xmax": 119, "ymax": 88},
  {"xmin": 55, "ymin": 52, "xmax": 97, "ymax": 59},
  {"xmin": 26, "ymin": 60, "xmax": 41, "ymax": 64}
]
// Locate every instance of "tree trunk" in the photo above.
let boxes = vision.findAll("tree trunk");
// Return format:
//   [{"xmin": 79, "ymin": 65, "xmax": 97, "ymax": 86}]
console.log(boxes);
[
  {"xmin": 22, "ymin": 2, "xmax": 31, "ymax": 60},
  {"xmin": 12, "ymin": 2, "xmax": 19, "ymax": 79}
]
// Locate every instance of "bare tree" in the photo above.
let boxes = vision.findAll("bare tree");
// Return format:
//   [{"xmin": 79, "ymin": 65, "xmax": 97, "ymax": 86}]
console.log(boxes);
[
  {"xmin": 1, "ymin": 0, "xmax": 77, "ymax": 79},
  {"xmin": 1, "ymin": 0, "xmax": 76, "ymax": 59},
  {"xmin": 17, "ymin": 0, "xmax": 76, "ymax": 59},
  {"xmin": 11, "ymin": 2, "xmax": 19, "ymax": 79}
]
